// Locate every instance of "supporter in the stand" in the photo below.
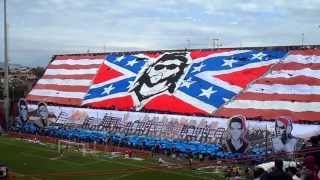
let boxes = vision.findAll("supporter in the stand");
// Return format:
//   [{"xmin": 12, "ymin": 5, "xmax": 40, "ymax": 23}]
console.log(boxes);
[
  {"xmin": 224, "ymin": 115, "xmax": 249, "ymax": 153},
  {"xmin": 286, "ymin": 167, "xmax": 300, "ymax": 180},
  {"xmin": 253, "ymin": 167, "xmax": 266, "ymax": 180},
  {"xmin": 301, "ymin": 155, "xmax": 320, "ymax": 180},
  {"xmin": 0, "ymin": 164, "xmax": 8, "ymax": 179},
  {"xmin": 263, "ymin": 159, "xmax": 292, "ymax": 180},
  {"xmin": 306, "ymin": 135, "xmax": 320, "ymax": 167},
  {"xmin": 272, "ymin": 116, "xmax": 298, "ymax": 153}
]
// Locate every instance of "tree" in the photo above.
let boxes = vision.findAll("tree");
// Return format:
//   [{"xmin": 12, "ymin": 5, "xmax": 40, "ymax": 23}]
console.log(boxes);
[{"xmin": 31, "ymin": 66, "xmax": 45, "ymax": 79}]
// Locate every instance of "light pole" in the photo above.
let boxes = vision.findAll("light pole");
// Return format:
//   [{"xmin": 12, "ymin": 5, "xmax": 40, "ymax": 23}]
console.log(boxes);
[
  {"xmin": 3, "ymin": 0, "xmax": 10, "ymax": 130},
  {"xmin": 11, "ymin": 85, "xmax": 14, "ymax": 103},
  {"xmin": 212, "ymin": 38, "xmax": 219, "ymax": 49},
  {"xmin": 301, "ymin": 33, "xmax": 305, "ymax": 46},
  {"xmin": 187, "ymin": 39, "xmax": 191, "ymax": 49}
]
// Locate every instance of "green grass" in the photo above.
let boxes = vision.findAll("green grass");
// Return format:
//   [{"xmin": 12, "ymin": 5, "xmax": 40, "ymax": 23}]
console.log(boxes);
[{"xmin": 0, "ymin": 135, "xmax": 226, "ymax": 180}]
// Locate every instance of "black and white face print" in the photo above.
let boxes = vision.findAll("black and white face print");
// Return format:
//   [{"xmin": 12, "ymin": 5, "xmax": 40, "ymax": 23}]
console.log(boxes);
[
  {"xmin": 129, "ymin": 52, "xmax": 191, "ymax": 109},
  {"xmin": 18, "ymin": 98, "xmax": 29, "ymax": 122}
]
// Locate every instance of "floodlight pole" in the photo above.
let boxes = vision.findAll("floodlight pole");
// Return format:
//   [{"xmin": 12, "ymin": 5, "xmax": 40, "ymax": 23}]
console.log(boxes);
[
  {"xmin": 187, "ymin": 39, "xmax": 191, "ymax": 49},
  {"xmin": 212, "ymin": 38, "xmax": 219, "ymax": 49},
  {"xmin": 3, "ymin": 0, "xmax": 10, "ymax": 130}
]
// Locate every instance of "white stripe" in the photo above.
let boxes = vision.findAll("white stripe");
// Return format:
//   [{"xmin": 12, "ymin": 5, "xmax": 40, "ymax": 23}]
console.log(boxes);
[
  {"xmin": 224, "ymin": 100, "xmax": 320, "ymax": 112},
  {"xmin": 193, "ymin": 50, "xmax": 251, "ymax": 63},
  {"xmin": 197, "ymin": 76, "xmax": 242, "ymax": 93},
  {"xmin": 266, "ymin": 69, "xmax": 320, "ymax": 79},
  {"xmin": 37, "ymin": 79, "xmax": 92, "ymax": 86},
  {"xmin": 174, "ymin": 90, "xmax": 217, "ymax": 113},
  {"xmin": 29, "ymin": 89, "xmax": 86, "ymax": 99},
  {"xmin": 44, "ymin": 68, "xmax": 98, "ymax": 75},
  {"xmin": 203, "ymin": 59, "xmax": 279, "ymax": 76},
  {"xmin": 247, "ymin": 84, "xmax": 320, "ymax": 95},
  {"xmin": 81, "ymin": 92, "xmax": 128, "ymax": 105},
  {"xmin": 284, "ymin": 55, "xmax": 320, "ymax": 64},
  {"xmin": 51, "ymin": 59, "xmax": 104, "ymax": 65}
]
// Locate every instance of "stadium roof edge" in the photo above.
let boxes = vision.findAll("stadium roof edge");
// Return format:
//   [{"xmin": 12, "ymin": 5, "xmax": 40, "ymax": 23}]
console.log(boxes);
[{"xmin": 51, "ymin": 44, "xmax": 320, "ymax": 58}]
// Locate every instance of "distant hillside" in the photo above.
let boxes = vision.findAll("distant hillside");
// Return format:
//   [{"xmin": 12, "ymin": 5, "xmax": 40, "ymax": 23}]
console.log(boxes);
[{"xmin": 0, "ymin": 62, "xmax": 30, "ymax": 69}]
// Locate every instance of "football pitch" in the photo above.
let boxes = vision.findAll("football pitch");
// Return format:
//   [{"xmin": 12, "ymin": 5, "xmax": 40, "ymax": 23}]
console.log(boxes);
[{"xmin": 0, "ymin": 135, "xmax": 226, "ymax": 180}]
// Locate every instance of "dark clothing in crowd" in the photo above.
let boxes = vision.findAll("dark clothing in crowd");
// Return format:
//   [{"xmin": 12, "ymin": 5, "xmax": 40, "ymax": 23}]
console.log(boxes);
[
  {"xmin": 253, "ymin": 167, "xmax": 266, "ymax": 179},
  {"xmin": 263, "ymin": 169, "xmax": 292, "ymax": 180},
  {"xmin": 301, "ymin": 156, "xmax": 320, "ymax": 180},
  {"xmin": 263, "ymin": 160, "xmax": 292, "ymax": 180}
]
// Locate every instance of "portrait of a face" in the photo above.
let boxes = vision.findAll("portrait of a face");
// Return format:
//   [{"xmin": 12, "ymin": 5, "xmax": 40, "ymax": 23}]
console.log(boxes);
[
  {"xmin": 228, "ymin": 116, "xmax": 246, "ymax": 141},
  {"xmin": 37, "ymin": 102, "xmax": 48, "ymax": 120},
  {"xmin": 129, "ymin": 52, "xmax": 191, "ymax": 108},
  {"xmin": 275, "ymin": 117, "xmax": 292, "ymax": 137},
  {"xmin": 225, "ymin": 115, "xmax": 249, "ymax": 153},
  {"xmin": 18, "ymin": 99, "xmax": 28, "ymax": 122},
  {"xmin": 272, "ymin": 116, "xmax": 297, "ymax": 153},
  {"xmin": 276, "ymin": 120, "xmax": 286, "ymax": 136},
  {"xmin": 229, "ymin": 120, "xmax": 242, "ymax": 140}
]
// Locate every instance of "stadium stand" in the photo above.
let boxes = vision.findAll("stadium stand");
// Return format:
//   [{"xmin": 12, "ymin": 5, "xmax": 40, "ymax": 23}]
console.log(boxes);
[{"xmin": 9, "ymin": 46, "xmax": 320, "ymax": 179}]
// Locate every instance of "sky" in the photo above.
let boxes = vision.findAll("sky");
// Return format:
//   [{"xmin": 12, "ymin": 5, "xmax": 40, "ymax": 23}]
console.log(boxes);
[{"xmin": 0, "ymin": 0, "xmax": 320, "ymax": 67}]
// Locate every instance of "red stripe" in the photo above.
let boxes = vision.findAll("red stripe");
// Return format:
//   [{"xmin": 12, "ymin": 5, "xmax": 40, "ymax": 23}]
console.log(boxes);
[
  {"xmin": 87, "ymin": 95, "xmax": 134, "ymax": 110},
  {"xmin": 290, "ymin": 50, "xmax": 320, "ymax": 56},
  {"xmin": 190, "ymin": 49, "xmax": 233, "ymax": 59},
  {"xmin": 26, "ymin": 95, "xmax": 82, "ymax": 106},
  {"xmin": 144, "ymin": 94, "xmax": 208, "ymax": 115},
  {"xmin": 234, "ymin": 92, "xmax": 320, "ymax": 102},
  {"xmin": 93, "ymin": 64, "xmax": 123, "ymax": 84},
  {"xmin": 55, "ymin": 55, "xmax": 106, "ymax": 60},
  {"xmin": 272, "ymin": 62, "xmax": 320, "ymax": 71},
  {"xmin": 47, "ymin": 64, "xmax": 101, "ymax": 69},
  {"xmin": 254, "ymin": 76, "xmax": 320, "ymax": 86},
  {"xmin": 33, "ymin": 84, "xmax": 89, "ymax": 92},
  {"xmin": 215, "ymin": 108, "xmax": 320, "ymax": 122},
  {"xmin": 42, "ymin": 74, "xmax": 95, "ymax": 80},
  {"xmin": 144, "ymin": 52, "xmax": 162, "ymax": 58},
  {"xmin": 215, "ymin": 65, "xmax": 271, "ymax": 88}
]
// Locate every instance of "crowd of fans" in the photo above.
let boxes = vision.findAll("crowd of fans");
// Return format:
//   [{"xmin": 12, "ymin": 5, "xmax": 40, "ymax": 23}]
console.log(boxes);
[
  {"xmin": 249, "ymin": 135, "xmax": 320, "ymax": 180},
  {"xmin": 8, "ymin": 116, "xmax": 320, "ymax": 179},
  {"xmin": 11, "ymin": 122, "xmax": 272, "ymax": 160},
  {"xmin": 250, "ymin": 156, "xmax": 320, "ymax": 180}
]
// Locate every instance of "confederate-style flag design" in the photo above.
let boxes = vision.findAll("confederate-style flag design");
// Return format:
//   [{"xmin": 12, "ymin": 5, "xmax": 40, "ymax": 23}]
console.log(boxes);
[{"xmin": 83, "ymin": 49, "xmax": 286, "ymax": 115}]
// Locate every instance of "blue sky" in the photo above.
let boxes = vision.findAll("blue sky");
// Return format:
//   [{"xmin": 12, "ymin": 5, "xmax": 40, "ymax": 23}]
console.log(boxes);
[{"xmin": 0, "ymin": 0, "xmax": 320, "ymax": 67}]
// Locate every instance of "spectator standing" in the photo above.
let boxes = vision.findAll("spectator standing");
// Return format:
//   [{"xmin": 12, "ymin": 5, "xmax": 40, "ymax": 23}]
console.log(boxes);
[
  {"xmin": 263, "ymin": 159, "xmax": 292, "ymax": 180},
  {"xmin": 301, "ymin": 156, "xmax": 320, "ymax": 180}
]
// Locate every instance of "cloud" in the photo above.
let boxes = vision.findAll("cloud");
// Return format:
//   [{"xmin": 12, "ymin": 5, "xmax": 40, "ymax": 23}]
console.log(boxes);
[{"xmin": 0, "ymin": 0, "xmax": 319, "ymax": 66}]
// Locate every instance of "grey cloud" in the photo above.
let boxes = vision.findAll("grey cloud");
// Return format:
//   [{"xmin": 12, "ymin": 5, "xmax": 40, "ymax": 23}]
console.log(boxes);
[{"xmin": 1, "ymin": 0, "xmax": 320, "ymax": 66}]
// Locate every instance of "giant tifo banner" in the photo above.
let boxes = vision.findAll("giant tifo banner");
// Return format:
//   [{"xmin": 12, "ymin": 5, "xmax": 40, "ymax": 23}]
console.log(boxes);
[
  {"xmin": 216, "ymin": 49, "xmax": 320, "ymax": 122},
  {"xmin": 26, "ymin": 49, "xmax": 320, "ymax": 122},
  {"xmin": 15, "ymin": 101, "xmax": 319, "ymax": 154},
  {"xmin": 25, "ymin": 104, "xmax": 320, "ymax": 141},
  {"xmin": 27, "ymin": 49, "xmax": 292, "ymax": 115}
]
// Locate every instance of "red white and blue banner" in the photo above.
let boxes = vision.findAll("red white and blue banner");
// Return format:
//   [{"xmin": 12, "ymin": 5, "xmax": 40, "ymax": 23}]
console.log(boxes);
[
  {"xmin": 216, "ymin": 49, "xmax": 320, "ymax": 122},
  {"xmin": 82, "ymin": 50, "xmax": 286, "ymax": 115},
  {"xmin": 26, "ymin": 49, "xmax": 320, "ymax": 122}
]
